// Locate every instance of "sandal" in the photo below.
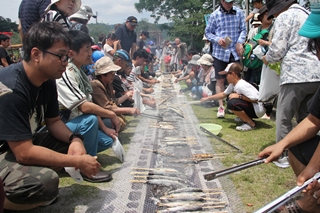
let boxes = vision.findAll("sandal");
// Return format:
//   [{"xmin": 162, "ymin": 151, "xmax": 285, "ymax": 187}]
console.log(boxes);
[{"xmin": 275, "ymin": 199, "xmax": 308, "ymax": 213}]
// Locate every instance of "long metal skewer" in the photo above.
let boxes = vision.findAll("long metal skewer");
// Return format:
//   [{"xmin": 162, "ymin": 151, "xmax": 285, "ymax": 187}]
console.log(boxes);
[
  {"xmin": 254, "ymin": 172, "xmax": 320, "ymax": 213},
  {"xmin": 204, "ymin": 158, "xmax": 266, "ymax": 181},
  {"xmin": 200, "ymin": 126, "xmax": 242, "ymax": 153}
]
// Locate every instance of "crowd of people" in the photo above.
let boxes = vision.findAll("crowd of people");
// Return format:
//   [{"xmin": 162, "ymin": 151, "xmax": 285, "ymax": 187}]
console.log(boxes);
[{"xmin": 1, "ymin": 0, "xmax": 320, "ymax": 212}]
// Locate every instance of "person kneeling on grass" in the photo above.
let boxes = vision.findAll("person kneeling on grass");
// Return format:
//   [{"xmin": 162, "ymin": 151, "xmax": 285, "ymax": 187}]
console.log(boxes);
[{"xmin": 200, "ymin": 63, "xmax": 265, "ymax": 131}]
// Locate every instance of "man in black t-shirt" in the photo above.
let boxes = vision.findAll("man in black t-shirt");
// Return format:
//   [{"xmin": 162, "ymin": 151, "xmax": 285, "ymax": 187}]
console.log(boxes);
[
  {"xmin": 0, "ymin": 22, "xmax": 104, "ymax": 211},
  {"xmin": 136, "ymin": 30, "xmax": 149, "ymax": 50},
  {"xmin": 115, "ymin": 16, "xmax": 138, "ymax": 58},
  {"xmin": 0, "ymin": 34, "xmax": 13, "ymax": 68}
]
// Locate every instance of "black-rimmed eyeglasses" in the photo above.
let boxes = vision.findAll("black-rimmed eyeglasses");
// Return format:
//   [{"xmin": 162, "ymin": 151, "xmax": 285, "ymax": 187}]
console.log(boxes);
[{"xmin": 42, "ymin": 50, "xmax": 69, "ymax": 62}]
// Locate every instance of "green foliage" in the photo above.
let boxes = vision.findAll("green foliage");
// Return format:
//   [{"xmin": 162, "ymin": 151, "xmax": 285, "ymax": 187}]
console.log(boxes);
[
  {"xmin": 88, "ymin": 23, "xmax": 114, "ymax": 43},
  {"xmin": 10, "ymin": 32, "xmax": 21, "ymax": 45},
  {"xmin": 0, "ymin": 16, "xmax": 18, "ymax": 33}
]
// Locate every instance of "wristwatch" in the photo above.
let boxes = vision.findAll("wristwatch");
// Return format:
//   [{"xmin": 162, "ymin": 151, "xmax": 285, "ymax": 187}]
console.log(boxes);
[{"xmin": 69, "ymin": 133, "xmax": 84, "ymax": 143}]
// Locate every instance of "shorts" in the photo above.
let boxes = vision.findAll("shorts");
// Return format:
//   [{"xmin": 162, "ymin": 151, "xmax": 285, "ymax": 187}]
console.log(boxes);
[
  {"xmin": 289, "ymin": 135, "xmax": 320, "ymax": 166},
  {"xmin": 227, "ymin": 98, "xmax": 257, "ymax": 119},
  {"xmin": 213, "ymin": 55, "xmax": 239, "ymax": 80}
]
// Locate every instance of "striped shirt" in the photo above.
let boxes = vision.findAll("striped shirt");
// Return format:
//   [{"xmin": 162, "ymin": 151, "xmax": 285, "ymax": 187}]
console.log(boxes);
[
  {"xmin": 205, "ymin": 6, "xmax": 246, "ymax": 62},
  {"xmin": 43, "ymin": 10, "xmax": 70, "ymax": 31}
]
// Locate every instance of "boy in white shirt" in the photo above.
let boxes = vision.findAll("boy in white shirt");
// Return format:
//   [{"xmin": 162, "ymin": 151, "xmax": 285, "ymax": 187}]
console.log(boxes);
[{"xmin": 201, "ymin": 63, "xmax": 265, "ymax": 131}]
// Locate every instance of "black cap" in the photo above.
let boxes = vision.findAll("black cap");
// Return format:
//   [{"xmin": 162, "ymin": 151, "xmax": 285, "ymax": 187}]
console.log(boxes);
[
  {"xmin": 141, "ymin": 30, "xmax": 149, "ymax": 38},
  {"xmin": 126, "ymin": 16, "xmax": 138, "ymax": 26}
]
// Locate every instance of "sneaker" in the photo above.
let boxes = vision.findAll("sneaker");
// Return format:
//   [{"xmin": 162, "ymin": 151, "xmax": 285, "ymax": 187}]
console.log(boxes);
[
  {"xmin": 217, "ymin": 106, "xmax": 225, "ymax": 118},
  {"xmin": 236, "ymin": 123, "xmax": 255, "ymax": 131},
  {"xmin": 273, "ymin": 156, "xmax": 290, "ymax": 168},
  {"xmin": 234, "ymin": 117, "xmax": 243, "ymax": 122}
]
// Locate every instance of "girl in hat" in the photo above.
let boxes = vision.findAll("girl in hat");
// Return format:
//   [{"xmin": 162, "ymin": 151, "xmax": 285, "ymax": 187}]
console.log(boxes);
[{"xmin": 43, "ymin": 0, "xmax": 81, "ymax": 30}]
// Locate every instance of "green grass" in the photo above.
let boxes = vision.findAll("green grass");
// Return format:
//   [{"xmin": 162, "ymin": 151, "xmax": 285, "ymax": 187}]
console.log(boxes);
[{"xmin": 188, "ymin": 87, "xmax": 296, "ymax": 212}]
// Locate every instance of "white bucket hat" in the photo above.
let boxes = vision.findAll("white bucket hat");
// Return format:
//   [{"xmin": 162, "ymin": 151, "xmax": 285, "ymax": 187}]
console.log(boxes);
[
  {"xmin": 69, "ymin": 5, "xmax": 88, "ymax": 20},
  {"xmin": 45, "ymin": 0, "xmax": 81, "ymax": 16},
  {"xmin": 197, "ymin": 54, "xmax": 214, "ymax": 66}
]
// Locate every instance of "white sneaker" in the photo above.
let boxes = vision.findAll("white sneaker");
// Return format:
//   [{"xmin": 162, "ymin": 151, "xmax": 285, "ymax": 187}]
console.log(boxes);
[
  {"xmin": 236, "ymin": 123, "xmax": 255, "ymax": 131},
  {"xmin": 234, "ymin": 117, "xmax": 242, "ymax": 122},
  {"xmin": 217, "ymin": 106, "xmax": 225, "ymax": 118},
  {"xmin": 273, "ymin": 156, "xmax": 290, "ymax": 168}
]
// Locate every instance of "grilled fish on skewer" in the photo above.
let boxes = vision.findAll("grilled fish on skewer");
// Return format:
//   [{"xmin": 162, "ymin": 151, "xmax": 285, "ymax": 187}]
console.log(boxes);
[
  {"xmin": 131, "ymin": 167, "xmax": 180, "ymax": 173},
  {"xmin": 157, "ymin": 204, "xmax": 226, "ymax": 213},
  {"xmin": 130, "ymin": 179, "xmax": 187, "ymax": 188},
  {"xmin": 133, "ymin": 175, "xmax": 192, "ymax": 185},
  {"xmin": 141, "ymin": 148, "xmax": 174, "ymax": 156},
  {"xmin": 167, "ymin": 187, "xmax": 222, "ymax": 195},
  {"xmin": 158, "ymin": 201, "xmax": 226, "ymax": 207}
]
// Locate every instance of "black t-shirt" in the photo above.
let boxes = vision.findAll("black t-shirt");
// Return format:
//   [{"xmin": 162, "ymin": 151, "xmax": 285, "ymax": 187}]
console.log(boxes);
[
  {"xmin": 112, "ymin": 74, "xmax": 127, "ymax": 94},
  {"xmin": 114, "ymin": 24, "xmax": 137, "ymax": 53},
  {"xmin": 0, "ymin": 63, "xmax": 59, "ymax": 142},
  {"xmin": 308, "ymin": 87, "xmax": 320, "ymax": 119},
  {"xmin": 137, "ymin": 38, "xmax": 145, "ymax": 49},
  {"xmin": 0, "ymin": 46, "xmax": 13, "ymax": 66}
]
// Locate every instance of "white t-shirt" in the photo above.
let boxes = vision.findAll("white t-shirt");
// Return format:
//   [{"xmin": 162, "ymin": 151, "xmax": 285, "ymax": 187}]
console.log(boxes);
[
  {"xmin": 103, "ymin": 44, "xmax": 113, "ymax": 60},
  {"xmin": 224, "ymin": 79, "xmax": 265, "ymax": 117}
]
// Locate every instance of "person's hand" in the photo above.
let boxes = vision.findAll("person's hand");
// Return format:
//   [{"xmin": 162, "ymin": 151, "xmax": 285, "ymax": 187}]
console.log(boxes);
[
  {"xmin": 258, "ymin": 143, "xmax": 285, "ymax": 163},
  {"xmin": 110, "ymin": 114, "xmax": 120, "ymax": 133},
  {"xmin": 228, "ymin": 93, "xmax": 239, "ymax": 100},
  {"xmin": 174, "ymin": 78, "xmax": 178, "ymax": 83},
  {"xmin": 218, "ymin": 38, "xmax": 226, "ymax": 48},
  {"xmin": 77, "ymin": 155, "xmax": 101, "ymax": 178},
  {"xmin": 130, "ymin": 108, "xmax": 140, "ymax": 117},
  {"xmin": 68, "ymin": 138, "xmax": 86, "ymax": 155},
  {"xmin": 236, "ymin": 43, "xmax": 244, "ymax": 56},
  {"xmin": 104, "ymin": 127, "xmax": 118, "ymax": 140},
  {"xmin": 126, "ymin": 91, "xmax": 133, "ymax": 99},
  {"xmin": 200, "ymin": 97, "xmax": 208, "ymax": 103},
  {"xmin": 298, "ymin": 165, "xmax": 320, "ymax": 205},
  {"xmin": 262, "ymin": 56, "xmax": 268, "ymax": 65}
]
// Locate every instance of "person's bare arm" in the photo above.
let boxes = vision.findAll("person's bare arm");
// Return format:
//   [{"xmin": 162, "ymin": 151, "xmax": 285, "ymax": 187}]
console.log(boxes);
[
  {"xmin": 8, "ymin": 140, "xmax": 100, "ymax": 177},
  {"xmin": 245, "ymin": 13, "xmax": 254, "ymax": 22},
  {"xmin": 96, "ymin": 116, "xmax": 118, "ymax": 140},
  {"xmin": 259, "ymin": 114, "xmax": 320, "ymax": 163},
  {"xmin": 201, "ymin": 92, "xmax": 227, "ymax": 102},
  {"xmin": 1, "ymin": 58, "xmax": 9, "ymax": 67},
  {"xmin": 78, "ymin": 101, "xmax": 120, "ymax": 132},
  {"xmin": 113, "ymin": 107, "xmax": 140, "ymax": 116}
]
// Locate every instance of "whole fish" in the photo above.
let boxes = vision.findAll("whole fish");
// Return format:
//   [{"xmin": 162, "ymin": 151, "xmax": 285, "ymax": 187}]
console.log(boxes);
[
  {"xmin": 130, "ymin": 179, "xmax": 187, "ymax": 188},
  {"xmin": 158, "ymin": 201, "xmax": 226, "ymax": 207},
  {"xmin": 160, "ymin": 192, "xmax": 222, "ymax": 202},
  {"xmin": 167, "ymin": 187, "xmax": 222, "ymax": 195},
  {"xmin": 157, "ymin": 204, "xmax": 226, "ymax": 213},
  {"xmin": 133, "ymin": 175, "xmax": 193, "ymax": 185}
]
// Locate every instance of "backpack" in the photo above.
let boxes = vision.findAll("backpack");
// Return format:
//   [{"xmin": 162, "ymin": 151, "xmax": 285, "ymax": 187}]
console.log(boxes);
[{"xmin": 242, "ymin": 26, "xmax": 271, "ymax": 69}]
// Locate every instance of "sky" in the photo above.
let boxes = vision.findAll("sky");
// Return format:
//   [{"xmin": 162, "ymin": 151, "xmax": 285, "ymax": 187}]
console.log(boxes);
[{"xmin": 1, "ymin": 0, "xmax": 166, "ymax": 25}]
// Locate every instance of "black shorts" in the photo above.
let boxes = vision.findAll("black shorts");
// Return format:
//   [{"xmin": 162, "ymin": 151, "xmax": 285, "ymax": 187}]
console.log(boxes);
[
  {"xmin": 227, "ymin": 98, "xmax": 257, "ymax": 119},
  {"xmin": 289, "ymin": 135, "xmax": 320, "ymax": 166},
  {"xmin": 213, "ymin": 55, "xmax": 239, "ymax": 80}
]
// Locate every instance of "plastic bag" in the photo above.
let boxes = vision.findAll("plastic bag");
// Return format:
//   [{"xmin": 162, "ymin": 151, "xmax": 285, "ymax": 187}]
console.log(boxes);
[
  {"xmin": 133, "ymin": 87, "xmax": 146, "ymax": 113},
  {"xmin": 259, "ymin": 64, "xmax": 280, "ymax": 102},
  {"xmin": 112, "ymin": 137, "xmax": 125, "ymax": 162},
  {"xmin": 202, "ymin": 83, "xmax": 212, "ymax": 97},
  {"xmin": 252, "ymin": 45, "xmax": 265, "ymax": 60}
]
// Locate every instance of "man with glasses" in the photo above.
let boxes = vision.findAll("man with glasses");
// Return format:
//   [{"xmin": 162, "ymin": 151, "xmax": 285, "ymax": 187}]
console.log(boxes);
[
  {"xmin": 205, "ymin": 0, "xmax": 246, "ymax": 118},
  {"xmin": 115, "ymin": 16, "xmax": 138, "ymax": 58},
  {"xmin": 0, "ymin": 22, "xmax": 102, "ymax": 211}
]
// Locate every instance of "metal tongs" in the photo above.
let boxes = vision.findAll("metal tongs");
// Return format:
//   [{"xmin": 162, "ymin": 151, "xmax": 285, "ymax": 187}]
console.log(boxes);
[
  {"xmin": 200, "ymin": 126, "xmax": 242, "ymax": 153},
  {"xmin": 254, "ymin": 172, "xmax": 320, "ymax": 213},
  {"xmin": 204, "ymin": 158, "xmax": 266, "ymax": 181},
  {"xmin": 141, "ymin": 113, "xmax": 163, "ymax": 120}
]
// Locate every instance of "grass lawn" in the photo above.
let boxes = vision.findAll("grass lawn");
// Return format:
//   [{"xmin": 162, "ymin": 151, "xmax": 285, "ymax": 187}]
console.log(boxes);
[{"xmin": 185, "ymin": 83, "xmax": 296, "ymax": 212}]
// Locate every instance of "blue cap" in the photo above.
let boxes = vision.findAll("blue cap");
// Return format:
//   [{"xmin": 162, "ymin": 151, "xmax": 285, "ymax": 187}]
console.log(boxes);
[
  {"xmin": 114, "ymin": 49, "xmax": 132, "ymax": 67},
  {"xmin": 147, "ymin": 41, "xmax": 154, "ymax": 46},
  {"xmin": 299, "ymin": 0, "xmax": 320, "ymax": 38},
  {"xmin": 92, "ymin": 51, "xmax": 104, "ymax": 63}
]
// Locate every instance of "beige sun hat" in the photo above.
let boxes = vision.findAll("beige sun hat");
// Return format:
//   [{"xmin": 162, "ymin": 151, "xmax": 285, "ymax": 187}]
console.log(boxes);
[
  {"xmin": 69, "ymin": 5, "xmax": 88, "ymax": 20},
  {"xmin": 45, "ymin": 0, "xmax": 81, "ymax": 16},
  {"xmin": 94, "ymin": 57, "xmax": 121, "ymax": 76},
  {"xmin": 197, "ymin": 54, "xmax": 214, "ymax": 66}
]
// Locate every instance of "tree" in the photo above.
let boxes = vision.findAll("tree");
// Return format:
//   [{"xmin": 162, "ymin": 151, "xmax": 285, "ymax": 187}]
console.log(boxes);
[
  {"xmin": 134, "ymin": 0, "xmax": 213, "ymax": 51},
  {"xmin": 0, "ymin": 16, "xmax": 18, "ymax": 33}
]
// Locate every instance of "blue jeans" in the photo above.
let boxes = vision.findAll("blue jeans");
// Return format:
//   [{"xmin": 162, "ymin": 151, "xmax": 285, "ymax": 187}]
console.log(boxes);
[
  {"xmin": 66, "ymin": 114, "xmax": 113, "ymax": 156},
  {"xmin": 191, "ymin": 86, "xmax": 203, "ymax": 98}
]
